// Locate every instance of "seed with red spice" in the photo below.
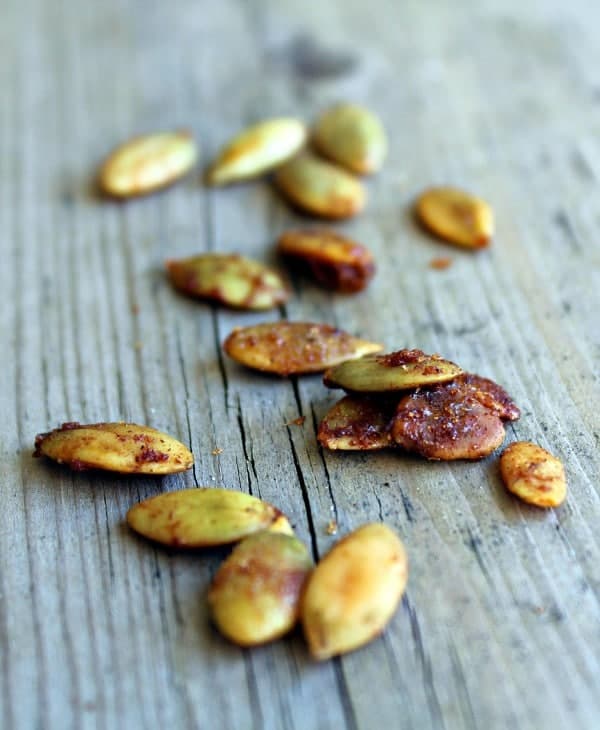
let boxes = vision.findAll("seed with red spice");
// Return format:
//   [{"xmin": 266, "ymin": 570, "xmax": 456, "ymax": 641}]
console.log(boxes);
[{"xmin": 500, "ymin": 442, "xmax": 566, "ymax": 507}]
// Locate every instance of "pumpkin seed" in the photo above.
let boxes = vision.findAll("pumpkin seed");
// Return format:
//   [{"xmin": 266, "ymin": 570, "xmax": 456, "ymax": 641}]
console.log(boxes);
[
  {"xmin": 223, "ymin": 322, "xmax": 382, "ymax": 376},
  {"xmin": 33, "ymin": 422, "xmax": 193, "ymax": 475},
  {"xmin": 278, "ymin": 228, "xmax": 375, "ymax": 292},
  {"xmin": 126, "ymin": 488, "xmax": 291, "ymax": 547},
  {"xmin": 166, "ymin": 253, "xmax": 289, "ymax": 310},
  {"xmin": 416, "ymin": 187, "xmax": 493, "ymax": 249},
  {"xmin": 98, "ymin": 131, "xmax": 198, "ymax": 198},
  {"xmin": 323, "ymin": 349, "xmax": 462, "ymax": 393},
  {"xmin": 500, "ymin": 442, "xmax": 566, "ymax": 508},
  {"xmin": 205, "ymin": 118, "xmax": 307, "ymax": 186},
  {"xmin": 318, "ymin": 395, "xmax": 396, "ymax": 450},
  {"xmin": 301, "ymin": 523, "xmax": 408, "ymax": 660},
  {"xmin": 208, "ymin": 531, "xmax": 312, "ymax": 646},
  {"xmin": 274, "ymin": 153, "xmax": 366, "ymax": 219},
  {"xmin": 312, "ymin": 103, "xmax": 387, "ymax": 175},
  {"xmin": 391, "ymin": 378, "xmax": 506, "ymax": 460},
  {"xmin": 457, "ymin": 373, "xmax": 521, "ymax": 421}
]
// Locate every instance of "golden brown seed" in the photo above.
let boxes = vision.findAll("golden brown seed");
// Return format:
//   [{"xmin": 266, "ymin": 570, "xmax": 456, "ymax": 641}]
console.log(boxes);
[
  {"xmin": 323, "ymin": 349, "xmax": 462, "ymax": 393},
  {"xmin": 166, "ymin": 253, "xmax": 289, "ymax": 310},
  {"xmin": 391, "ymin": 380, "xmax": 506, "ymax": 460},
  {"xmin": 34, "ymin": 422, "xmax": 193, "ymax": 475},
  {"xmin": 126, "ymin": 488, "xmax": 291, "ymax": 547},
  {"xmin": 98, "ymin": 131, "xmax": 198, "ymax": 198},
  {"xmin": 416, "ymin": 187, "xmax": 493, "ymax": 249},
  {"xmin": 208, "ymin": 531, "xmax": 313, "ymax": 646},
  {"xmin": 500, "ymin": 442, "xmax": 566, "ymax": 508},
  {"xmin": 277, "ymin": 229, "xmax": 375, "ymax": 293},
  {"xmin": 317, "ymin": 395, "xmax": 396, "ymax": 451},
  {"xmin": 274, "ymin": 153, "xmax": 366, "ymax": 219},
  {"xmin": 205, "ymin": 118, "xmax": 307, "ymax": 186},
  {"xmin": 301, "ymin": 523, "xmax": 408, "ymax": 660},
  {"xmin": 223, "ymin": 322, "xmax": 382, "ymax": 376},
  {"xmin": 312, "ymin": 103, "xmax": 387, "ymax": 175}
]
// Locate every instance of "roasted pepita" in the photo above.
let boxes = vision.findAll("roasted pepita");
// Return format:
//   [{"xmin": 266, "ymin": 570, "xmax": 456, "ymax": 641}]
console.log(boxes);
[
  {"xmin": 278, "ymin": 228, "xmax": 375, "ymax": 292},
  {"xmin": 34, "ymin": 422, "xmax": 193, "ymax": 475},
  {"xmin": 416, "ymin": 187, "xmax": 493, "ymax": 249},
  {"xmin": 223, "ymin": 322, "xmax": 382, "ymax": 376},
  {"xmin": 126, "ymin": 488, "xmax": 291, "ymax": 547},
  {"xmin": 318, "ymin": 395, "xmax": 396, "ymax": 451},
  {"xmin": 312, "ymin": 103, "xmax": 387, "ymax": 175},
  {"xmin": 99, "ymin": 131, "xmax": 198, "ymax": 198},
  {"xmin": 166, "ymin": 253, "xmax": 289, "ymax": 310},
  {"xmin": 206, "ymin": 118, "xmax": 307, "ymax": 186},
  {"xmin": 323, "ymin": 349, "xmax": 462, "ymax": 393},
  {"xmin": 208, "ymin": 531, "xmax": 312, "ymax": 646},
  {"xmin": 301, "ymin": 523, "xmax": 408, "ymax": 660},
  {"xmin": 500, "ymin": 442, "xmax": 566, "ymax": 508},
  {"xmin": 274, "ymin": 153, "xmax": 366, "ymax": 219}
]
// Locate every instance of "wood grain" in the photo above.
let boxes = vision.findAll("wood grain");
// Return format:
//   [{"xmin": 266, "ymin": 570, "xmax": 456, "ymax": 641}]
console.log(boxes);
[{"xmin": 2, "ymin": 0, "xmax": 600, "ymax": 728}]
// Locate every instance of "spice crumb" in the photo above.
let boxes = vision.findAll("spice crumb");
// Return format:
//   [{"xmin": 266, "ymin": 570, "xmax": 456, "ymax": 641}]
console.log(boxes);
[
  {"xmin": 134, "ymin": 341, "xmax": 143, "ymax": 350},
  {"xmin": 429, "ymin": 257, "xmax": 453, "ymax": 270},
  {"xmin": 285, "ymin": 416, "xmax": 306, "ymax": 427},
  {"xmin": 212, "ymin": 447, "xmax": 223, "ymax": 455},
  {"xmin": 326, "ymin": 519, "xmax": 338, "ymax": 535}
]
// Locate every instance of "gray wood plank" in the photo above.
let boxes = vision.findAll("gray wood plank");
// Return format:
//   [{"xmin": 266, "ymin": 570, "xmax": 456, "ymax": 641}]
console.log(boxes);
[{"xmin": 1, "ymin": 0, "xmax": 600, "ymax": 728}]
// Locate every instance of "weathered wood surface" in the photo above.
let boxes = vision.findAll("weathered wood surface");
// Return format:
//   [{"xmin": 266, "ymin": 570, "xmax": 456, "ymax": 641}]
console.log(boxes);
[{"xmin": 2, "ymin": 0, "xmax": 600, "ymax": 727}]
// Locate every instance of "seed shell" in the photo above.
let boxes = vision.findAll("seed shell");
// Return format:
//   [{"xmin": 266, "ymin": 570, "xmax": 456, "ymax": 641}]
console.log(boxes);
[
  {"xmin": 318, "ymin": 395, "xmax": 396, "ymax": 451},
  {"xmin": 34, "ymin": 422, "xmax": 194, "ymax": 475},
  {"xmin": 208, "ymin": 531, "xmax": 313, "ymax": 646},
  {"xmin": 416, "ymin": 187, "xmax": 493, "ymax": 249},
  {"xmin": 274, "ymin": 153, "xmax": 366, "ymax": 219},
  {"xmin": 166, "ymin": 253, "xmax": 289, "ymax": 310},
  {"xmin": 323, "ymin": 349, "xmax": 462, "ymax": 393},
  {"xmin": 126, "ymin": 488, "xmax": 291, "ymax": 547},
  {"xmin": 99, "ymin": 131, "xmax": 198, "ymax": 198},
  {"xmin": 206, "ymin": 117, "xmax": 307, "ymax": 186},
  {"xmin": 223, "ymin": 322, "xmax": 382, "ymax": 376},
  {"xmin": 301, "ymin": 523, "xmax": 408, "ymax": 660},
  {"xmin": 312, "ymin": 103, "xmax": 387, "ymax": 175},
  {"xmin": 278, "ymin": 228, "xmax": 375, "ymax": 292},
  {"xmin": 391, "ymin": 377, "xmax": 507, "ymax": 460},
  {"xmin": 500, "ymin": 442, "xmax": 566, "ymax": 508}
]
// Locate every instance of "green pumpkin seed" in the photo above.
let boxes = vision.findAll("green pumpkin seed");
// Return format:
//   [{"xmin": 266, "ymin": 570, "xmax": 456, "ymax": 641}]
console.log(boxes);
[
  {"xmin": 274, "ymin": 153, "xmax": 366, "ymax": 219},
  {"xmin": 208, "ymin": 531, "xmax": 313, "ymax": 646},
  {"xmin": 313, "ymin": 104, "xmax": 387, "ymax": 175},
  {"xmin": 126, "ymin": 488, "xmax": 291, "ymax": 548},
  {"xmin": 166, "ymin": 253, "xmax": 289, "ymax": 310},
  {"xmin": 301, "ymin": 523, "xmax": 408, "ymax": 660},
  {"xmin": 317, "ymin": 395, "xmax": 396, "ymax": 450},
  {"xmin": 206, "ymin": 118, "xmax": 307, "ymax": 186},
  {"xmin": 223, "ymin": 322, "xmax": 382, "ymax": 376},
  {"xmin": 323, "ymin": 349, "xmax": 462, "ymax": 393},
  {"xmin": 99, "ymin": 131, "xmax": 198, "ymax": 198},
  {"xmin": 34, "ymin": 422, "xmax": 194, "ymax": 475}
]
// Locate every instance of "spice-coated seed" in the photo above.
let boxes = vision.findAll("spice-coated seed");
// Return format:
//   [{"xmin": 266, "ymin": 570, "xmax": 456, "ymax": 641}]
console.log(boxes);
[
  {"xmin": 317, "ymin": 395, "xmax": 396, "ymax": 451},
  {"xmin": 500, "ymin": 442, "xmax": 566, "ymax": 508},
  {"xmin": 416, "ymin": 187, "xmax": 494, "ymax": 249}
]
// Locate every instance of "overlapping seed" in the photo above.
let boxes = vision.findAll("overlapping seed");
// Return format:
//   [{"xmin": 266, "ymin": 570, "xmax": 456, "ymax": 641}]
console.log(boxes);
[
  {"xmin": 317, "ymin": 395, "xmax": 396, "ymax": 450},
  {"xmin": 301, "ymin": 523, "xmax": 408, "ymax": 660},
  {"xmin": 206, "ymin": 118, "xmax": 307, "ymax": 186},
  {"xmin": 223, "ymin": 322, "xmax": 382, "ymax": 376},
  {"xmin": 312, "ymin": 103, "xmax": 387, "ymax": 175},
  {"xmin": 34, "ymin": 422, "xmax": 194, "ymax": 474},
  {"xmin": 500, "ymin": 442, "xmax": 566, "ymax": 507},
  {"xmin": 391, "ymin": 381, "xmax": 506, "ymax": 460},
  {"xmin": 274, "ymin": 153, "xmax": 366, "ymax": 219},
  {"xmin": 126, "ymin": 488, "xmax": 291, "ymax": 547},
  {"xmin": 208, "ymin": 531, "xmax": 313, "ymax": 646},
  {"xmin": 323, "ymin": 349, "xmax": 462, "ymax": 393},
  {"xmin": 416, "ymin": 187, "xmax": 494, "ymax": 249},
  {"xmin": 277, "ymin": 228, "xmax": 375, "ymax": 292},
  {"xmin": 166, "ymin": 253, "xmax": 288, "ymax": 310},
  {"xmin": 98, "ymin": 131, "xmax": 198, "ymax": 198}
]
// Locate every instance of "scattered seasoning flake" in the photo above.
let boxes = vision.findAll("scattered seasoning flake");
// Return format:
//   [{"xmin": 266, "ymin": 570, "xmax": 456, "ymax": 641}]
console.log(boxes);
[
  {"xmin": 285, "ymin": 416, "xmax": 306, "ymax": 427},
  {"xmin": 429, "ymin": 257, "xmax": 453, "ymax": 270},
  {"xmin": 212, "ymin": 447, "xmax": 223, "ymax": 455},
  {"xmin": 131, "ymin": 304, "xmax": 140, "ymax": 315},
  {"xmin": 326, "ymin": 519, "xmax": 338, "ymax": 535},
  {"xmin": 134, "ymin": 341, "xmax": 143, "ymax": 350}
]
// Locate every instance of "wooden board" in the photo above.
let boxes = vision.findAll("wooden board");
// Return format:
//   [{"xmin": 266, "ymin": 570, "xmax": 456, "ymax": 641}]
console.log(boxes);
[{"xmin": 2, "ymin": 0, "xmax": 600, "ymax": 727}]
